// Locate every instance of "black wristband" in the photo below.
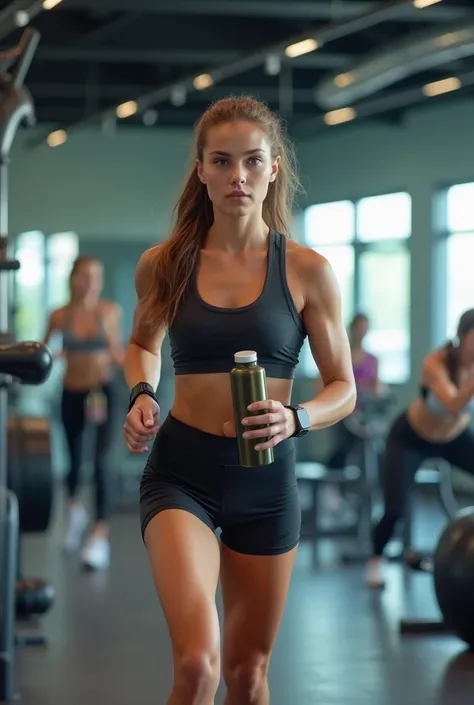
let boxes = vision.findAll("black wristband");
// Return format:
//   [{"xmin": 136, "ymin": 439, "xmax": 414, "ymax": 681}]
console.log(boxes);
[{"xmin": 128, "ymin": 382, "xmax": 158, "ymax": 412}]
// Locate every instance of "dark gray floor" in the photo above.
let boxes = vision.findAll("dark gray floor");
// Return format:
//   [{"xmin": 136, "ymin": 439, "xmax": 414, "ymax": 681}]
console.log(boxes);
[{"xmin": 13, "ymin": 490, "xmax": 474, "ymax": 705}]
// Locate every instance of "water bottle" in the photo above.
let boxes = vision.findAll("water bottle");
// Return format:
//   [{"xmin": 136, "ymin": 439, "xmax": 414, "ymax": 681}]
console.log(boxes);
[{"xmin": 230, "ymin": 350, "xmax": 274, "ymax": 467}]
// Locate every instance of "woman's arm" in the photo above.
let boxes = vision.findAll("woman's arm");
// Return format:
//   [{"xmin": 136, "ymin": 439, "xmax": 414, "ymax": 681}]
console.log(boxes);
[
  {"xmin": 43, "ymin": 308, "xmax": 65, "ymax": 361},
  {"xmin": 240, "ymin": 251, "xmax": 356, "ymax": 451},
  {"xmin": 103, "ymin": 302, "xmax": 125, "ymax": 367},
  {"xmin": 124, "ymin": 246, "xmax": 166, "ymax": 392},
  {"xmin": 423, "ymin": 349, "xmax": 474, "ymax": 416},
  {"xmin": 297, "ymin": 251, "xmax": 357, "ymax": 429}
]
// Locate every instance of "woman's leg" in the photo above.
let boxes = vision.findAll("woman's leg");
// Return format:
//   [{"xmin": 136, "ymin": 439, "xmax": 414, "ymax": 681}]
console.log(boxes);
[
  {"xmin": 220, "ymin": 545, "xmax": 297, "ymax": 705},
  {"xmin": 438, "ymin": 428, "xmax": 474, "ymax": 477},
  {"xmin": 367, "ymin": 419, "xmax": 425, "ymax": 587},
  {"xmin": 145, "ymin": 509, "xmax": 221, "ymax": 705},
  {"xmin": 60, "ymin": 389, "xmax": 88, "ymax": 551},
  {"xmin": 80, "ymin": 385, "xmax": 116, "ymax": 570}
]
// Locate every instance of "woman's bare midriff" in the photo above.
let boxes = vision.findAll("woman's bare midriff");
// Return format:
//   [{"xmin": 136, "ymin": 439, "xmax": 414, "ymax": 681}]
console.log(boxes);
[
  {"xmin": 63, "ymin": 351, "xmax": 113, "ymax": 392},
  {"xmin": 171, "ymin": 373, "xmax": 294, "ymax": 436},
  {"xmin": 406, "ymin": 397, "xmax": 471, "ymax": 444}
]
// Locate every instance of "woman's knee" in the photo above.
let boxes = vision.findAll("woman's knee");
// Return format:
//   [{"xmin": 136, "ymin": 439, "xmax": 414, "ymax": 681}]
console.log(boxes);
[
  {"xmin": 223, "ymin": 652, "xmax": 270, "ymax": 702},
  {"xmin": 174, "ymin": 648, "xmax": 220, "ymax": 697}
]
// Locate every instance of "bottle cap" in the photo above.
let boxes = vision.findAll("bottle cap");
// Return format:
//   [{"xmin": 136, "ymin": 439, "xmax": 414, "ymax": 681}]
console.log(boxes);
[{"xmin": 234, "ymin": 350, "xmax": 257, "ymax": 364}]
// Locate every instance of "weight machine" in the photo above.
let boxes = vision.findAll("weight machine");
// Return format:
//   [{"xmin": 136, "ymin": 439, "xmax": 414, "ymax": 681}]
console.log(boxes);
[{"xmin": 0, "ymin": 26, "xmax": 53, "ymax": 703}]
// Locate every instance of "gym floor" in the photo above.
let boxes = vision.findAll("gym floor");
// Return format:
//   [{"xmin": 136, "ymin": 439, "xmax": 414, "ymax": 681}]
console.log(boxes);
[{"xmin": 15, "ymin": 491, "xmax": 474, "ymax": 705}]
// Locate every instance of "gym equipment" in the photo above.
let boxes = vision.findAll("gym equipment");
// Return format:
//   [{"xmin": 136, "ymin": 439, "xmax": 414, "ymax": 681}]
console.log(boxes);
[
  {"xmin": 400, "ymin": 508, "xmax": 474, "ymax": 645},
  {"xmin": 0, "ymin": 26, "xmax": 48, "ymax": 703},
  {"xmin": 339, "ymin": 392, "xmax": 396, "ymax": 562},
  {"xmin": 7, "ymin": 415, "xmax": 53, "ymax": 533}
]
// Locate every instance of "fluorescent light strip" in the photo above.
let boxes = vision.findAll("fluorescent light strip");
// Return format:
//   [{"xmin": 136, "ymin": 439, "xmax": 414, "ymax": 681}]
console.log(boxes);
[
  {"xmin": 193, "ymin": 74, "xmax": 213, "ymax": 90},
  {"xmin": 413, "ymin": 0, "xmax": 443, "ymax": 9},
  {"xmin": 116, "ymin": 100, "xmax": 138, "ymax": 119},
  {"xmin": 324, "ymin": 107, "xmax": 357, "ymax": 126},
  {"xmin": 422, "ymin": 76, "xmax": 461, "ymax": 97},
  {"xmin": 43, "ymin": 0, "xmax": 63, "ymax": 9},
  {"xmin": 47, "ymin": 129, "xmax": 67, "ymax": 147},
  {"xmin": 285, "ymin": 38, "xmax": 318, "ymax": 59}
]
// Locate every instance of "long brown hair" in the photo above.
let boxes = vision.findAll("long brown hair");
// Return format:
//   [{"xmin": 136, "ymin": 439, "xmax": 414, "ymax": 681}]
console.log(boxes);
[
  {"xmin": 446, "ymin": 308, "xmax": 474, "ymax": 384},
  {"xmin": 142, "ymin": 96, "xmax": 301, "ymax": 332}
]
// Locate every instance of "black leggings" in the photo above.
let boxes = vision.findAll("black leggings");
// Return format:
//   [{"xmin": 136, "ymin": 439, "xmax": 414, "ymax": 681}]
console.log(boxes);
[
  {"xmin": 372, "ymin": 412, "xmax": 474, "ymax": 556},
  {"xmin": 60, "ymin": 383, "xmax": 115, "ymax": 521},
  {"xmin": 325, "ymin": 420, "xmax": 358, "ymax": 469}
]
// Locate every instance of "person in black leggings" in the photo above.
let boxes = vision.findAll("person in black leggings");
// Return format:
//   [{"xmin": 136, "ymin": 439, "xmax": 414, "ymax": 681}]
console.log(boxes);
[
  {"xmin": 367, "ymin": 308, "xmax": 474, "ymax": 588},
  {"xmin": 44, "ymin": 256, "xmax": 124, "ymax": 570}
]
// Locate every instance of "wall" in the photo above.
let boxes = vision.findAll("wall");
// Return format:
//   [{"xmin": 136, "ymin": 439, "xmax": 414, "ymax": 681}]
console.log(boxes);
[
  {"xmin": 10, "ymin": 126, "xmax": 193, "ymax": 240},
  {"xmin": 295, "ymin": 97, "xmax": 474, "ymax": 412}
]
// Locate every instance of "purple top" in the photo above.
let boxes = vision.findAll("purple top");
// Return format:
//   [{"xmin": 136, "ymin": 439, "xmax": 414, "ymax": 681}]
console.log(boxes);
[{"xmin": 353, "ymin": 352, "xmax": 377, "ymax": 389}]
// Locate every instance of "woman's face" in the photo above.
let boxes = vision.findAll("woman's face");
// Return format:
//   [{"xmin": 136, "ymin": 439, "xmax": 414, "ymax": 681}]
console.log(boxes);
[
  {"xmin": 460, "ymin": 328, "xmax": 474, "ymax": 362},
  {"xmin": 197, "ymin": 121, "xmax": 279, "ymax": 218},
  {"xmin": 71, "ymin": 260, "xmax": 103, "ymax": 298},
  {"xmin": 351, "ymin": 317, "xmax": 369, "ymax": 345}
]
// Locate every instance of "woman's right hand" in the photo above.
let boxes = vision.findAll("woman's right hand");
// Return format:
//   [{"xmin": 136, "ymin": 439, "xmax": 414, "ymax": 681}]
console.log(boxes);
[{"xmin": 124, "ymin": 394, "xmax": 160, "ymax": 454}]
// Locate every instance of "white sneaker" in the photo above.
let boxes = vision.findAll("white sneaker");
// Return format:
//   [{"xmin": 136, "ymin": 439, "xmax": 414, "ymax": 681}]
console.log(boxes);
[
  {"xmin": 64, "ymin": 504, "xmax": 89, "ymax": 552},
  {"xmin": 366, "ymin": 557, "xmax": 385, "ymax": 589},
  {"xmin": 81, "ymin": 536, "xmax": 110, "ymax": 571}
]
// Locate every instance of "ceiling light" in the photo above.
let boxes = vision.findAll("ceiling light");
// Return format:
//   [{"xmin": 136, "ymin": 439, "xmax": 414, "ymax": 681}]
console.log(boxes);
[
  {"xmin": 285, "ymin": 39, "xmax": 318, "ymax": 58},
  {"xmin": 422, "ymin": 76, "xmax": 461, "ymax": 97},
  {"xmin": 265, "ymin": 55, "xmax": 281, "ymax": 76},
  {"xmin": 143, "ymin": 109, "xmax": 159, "ymax": 126},
  {"xmin": 47, "ymin": 129, "xmax": 67, "ymax": 147},
  {"xmin": 43, "ymin": 0, "xmax": 63, "ymax": 9},
  {"xmin": 413, "ymin": 0, "xmax": 442, "ymax": 8},
  {"xmin": 116, "ymin": 100, "xmax": 138, "ymax": 119},
  {"xmin": 334, "ymin": 72, "xmax": 354, "ymax": 88},
  {"xmin": 171, "ymin": 85, "xmax": 186, "ymax": 106},
  {"xmin": 324, "ymin": 107, "xmax": 357, "ymax": 126},
  {"xmin": 193, "ymin": 74, "xmax": 213, "ymax": 90},
  {"xmin": 15, "ymin": 11, "xmax": 29, "ymax": 26}
]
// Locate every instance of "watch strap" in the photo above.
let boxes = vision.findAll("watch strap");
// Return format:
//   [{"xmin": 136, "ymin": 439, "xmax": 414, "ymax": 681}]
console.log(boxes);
[{"xmin": 128, "ymin": 382, "xmax": 158, "ymax": 412}]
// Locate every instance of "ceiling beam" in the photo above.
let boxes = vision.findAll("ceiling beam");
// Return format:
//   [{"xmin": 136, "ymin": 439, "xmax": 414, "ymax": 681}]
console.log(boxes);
[
  {"xmin": 29, "ymin": 0, "xmax": 436, "ymax": 146},
  {"xmin": 0, "ymin": 0, "xmax": 43, "ymax": 42},
  {"xmin": 30, "ymin": 82, "xmax": 317, "ymax": 104},
  {"xmin": 35, "ymin": 46, "xmax": 351, "ymax": 69},
  {"xmin": 293, "ymin": 68, "xmax": 474, "ymax": 139},
  {"xmin": 59, "ymin": 0, "xmax": 470, "ymax": 23}
]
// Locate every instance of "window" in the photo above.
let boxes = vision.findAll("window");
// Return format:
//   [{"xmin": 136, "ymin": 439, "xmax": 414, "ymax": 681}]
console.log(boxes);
[
  {"xmin": 15, "ymin": 231, "xmax": 46, "ymax": 343},
  {"xmin": 438, "ymin": 183, "xmax": 474, "ymax": 339},
  {"xmin": 301, "ymin": 192, "xmax": 411, "ymax": 384},
  {"xmin": 47, "ymin": 232, "xmax": 79, "ymax": 309}
]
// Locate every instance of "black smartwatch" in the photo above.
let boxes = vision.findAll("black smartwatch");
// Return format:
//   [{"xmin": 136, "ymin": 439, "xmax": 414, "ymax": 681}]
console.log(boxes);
[
  {"xmin": 285, "ymin": 404, "xmax": 311, "ymax": 438},
  {"xmin": 128, "ymin": 382, "xmax": 158, "ymax": 412}
]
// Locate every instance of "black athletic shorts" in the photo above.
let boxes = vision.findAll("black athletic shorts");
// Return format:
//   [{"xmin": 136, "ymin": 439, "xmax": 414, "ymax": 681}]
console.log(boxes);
[{"xmin": 139, "ymin": 413, "xmax": 301, "ymax": 556}]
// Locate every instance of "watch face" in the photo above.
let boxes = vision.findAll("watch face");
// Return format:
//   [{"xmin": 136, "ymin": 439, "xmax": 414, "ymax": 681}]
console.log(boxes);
[{"xmin": 297, "ymin": 407, "xmax": 311, "ymax": 431}]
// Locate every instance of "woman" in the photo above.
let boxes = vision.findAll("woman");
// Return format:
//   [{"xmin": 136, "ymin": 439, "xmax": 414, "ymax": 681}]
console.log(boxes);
[
  {"xmin": 123, "ymin": 96, "xmax": 356, "ymax": 705},
  {"xmin": 44, "ymin": 256, "xmax": 124, "ymax": 571},
  {"xmin": 367, "ymin": 308, "xmax": 474, "ymax": 589},
  {"xmin": 325, "ymin": 312, "xmax": 381, "ymax": 473}
]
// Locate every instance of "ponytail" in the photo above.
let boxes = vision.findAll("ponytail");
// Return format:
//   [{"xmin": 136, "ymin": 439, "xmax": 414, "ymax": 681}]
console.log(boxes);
[{"xmin": 445, "ymin": 340, "xmax": 459, "ymax": 385}]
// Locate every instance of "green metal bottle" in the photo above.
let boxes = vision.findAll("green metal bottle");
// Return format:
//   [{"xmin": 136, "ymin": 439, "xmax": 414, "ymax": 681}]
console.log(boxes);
[{"xmin": 230, "ymin": 350, "xmax": 274, "ymax": 467}]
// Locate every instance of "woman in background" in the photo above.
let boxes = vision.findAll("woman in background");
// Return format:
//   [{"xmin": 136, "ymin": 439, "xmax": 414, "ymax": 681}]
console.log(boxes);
[
  {"xmin": 322, "ymin": 313, "xmax": 382, "ymax": 512},
  {"xmin": 44, "ymin": 256, "xmax": 124, "ymax": 571},
  {"xmin": 367, "ymin": 309, "xmax": 474, "ymax": 588}
]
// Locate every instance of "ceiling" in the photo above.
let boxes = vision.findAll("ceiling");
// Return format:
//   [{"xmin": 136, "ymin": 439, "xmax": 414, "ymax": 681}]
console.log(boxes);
[{"xmin": 1, "ymin": 0, "xmax": 474, "ymax": 141}]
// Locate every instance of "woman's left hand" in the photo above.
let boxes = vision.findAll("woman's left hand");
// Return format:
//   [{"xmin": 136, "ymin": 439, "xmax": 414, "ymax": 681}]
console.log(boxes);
[{"xmin": 241, "ymin": 399, "xmax": 296, "ymax": 451}]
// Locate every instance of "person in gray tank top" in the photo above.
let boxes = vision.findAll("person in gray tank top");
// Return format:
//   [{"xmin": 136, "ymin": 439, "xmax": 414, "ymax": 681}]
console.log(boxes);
[{"xmin": 44, "ymin": 256, "xmax": 124, "ymax": 571}]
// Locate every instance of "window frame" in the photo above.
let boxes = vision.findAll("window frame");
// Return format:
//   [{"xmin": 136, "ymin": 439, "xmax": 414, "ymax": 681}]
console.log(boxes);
[
  {"xmin": 300, "ymin": 189, "xmax": 412, "ymax": 384},
  {"xmin": 432, "ymin": 179, "xmax": 474, "ymax": 345}
]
